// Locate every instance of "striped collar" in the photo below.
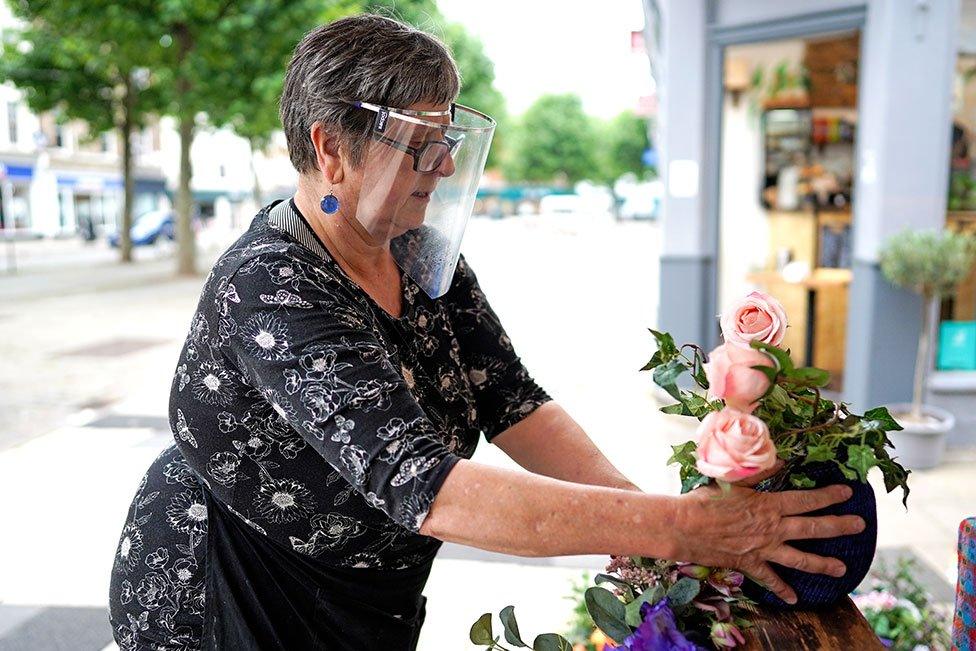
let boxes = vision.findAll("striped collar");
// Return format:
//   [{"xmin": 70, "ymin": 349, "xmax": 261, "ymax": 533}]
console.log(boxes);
[{"xmin": 267, "ymin": 199, "xmax": 330, "ymax": 261}]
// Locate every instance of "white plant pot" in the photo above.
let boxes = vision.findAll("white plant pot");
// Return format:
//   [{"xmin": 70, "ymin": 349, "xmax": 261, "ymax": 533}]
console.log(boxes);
[{"xmin": 885, "ymin": 403, "xmax": 955, "ymax": 470}]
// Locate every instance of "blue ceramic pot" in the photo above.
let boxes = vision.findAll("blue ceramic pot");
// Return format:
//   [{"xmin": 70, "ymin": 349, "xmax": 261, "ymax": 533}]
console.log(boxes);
[{"xmin": 743, "ymin": 461, "xmax": 878, "ymax": 609}]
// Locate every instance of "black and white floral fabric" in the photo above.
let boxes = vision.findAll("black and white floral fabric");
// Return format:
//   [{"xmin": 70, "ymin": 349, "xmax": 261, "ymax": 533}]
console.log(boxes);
[{"xmin": 108, "ymin": 201, "xmax": 551, "ymax": 650}]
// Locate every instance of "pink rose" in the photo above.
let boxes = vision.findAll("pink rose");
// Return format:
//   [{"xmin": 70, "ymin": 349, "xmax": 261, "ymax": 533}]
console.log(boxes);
[
  {"xmin": 704, "ymin": 343, "xmax": 773, "ymax": 413},
  {"xmin": 720, "ymin": 291, "xmax": 788, "ymax": 348},
  {"xmin": 695, "ymin": 408, "xmax": 777, "ymax": 482}
]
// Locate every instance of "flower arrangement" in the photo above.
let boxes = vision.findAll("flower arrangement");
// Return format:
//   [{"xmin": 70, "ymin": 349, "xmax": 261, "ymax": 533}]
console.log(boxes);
[
  {"xmin": 469, "ymin": 291, "xmax": 911, "ymax": 650},
  {"xmin": 853, "ymin": 557, "xmax": 952, "ymax": 650}
]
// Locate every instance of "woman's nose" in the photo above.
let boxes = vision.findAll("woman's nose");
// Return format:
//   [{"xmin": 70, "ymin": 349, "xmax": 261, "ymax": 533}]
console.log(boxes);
[{"xmin": 434, "ymin": 150, "xmax": 456, "ymax": 178}]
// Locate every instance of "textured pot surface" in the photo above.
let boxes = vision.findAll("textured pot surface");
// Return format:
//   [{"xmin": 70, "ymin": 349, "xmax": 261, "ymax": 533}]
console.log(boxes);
[{"xmin": 744, "ymin": 462, "xmax": 878, "ymax": 609}]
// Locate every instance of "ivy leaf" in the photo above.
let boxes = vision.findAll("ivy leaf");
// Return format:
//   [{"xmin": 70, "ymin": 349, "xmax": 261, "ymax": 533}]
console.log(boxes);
[
  {"xmin": 834, "ymin": 461, "xmax": 858, "ymax": 481},
  {"xmin": 790, "ymin": 367, "xmax": 831, "ymax": 387},
  {"xmin": 625, "ymin": 585, "xmax": 665, "ymax": 627},
  {"xmin": 666, "ymin": 577, "xmax": 701, "ymax": 606},
  {"xmin": 751, "ymin": 341, "xmax": 794, "ymax": 373},
  {"xmin": 845, "ymin": 444, "xmax": 878, "ymax": 482},
  {"xmin": 652, "ymin": 358, "xmax": 687, "ymax": 401},
  {"xmin": 499, "ymin": 606, "xmax": 529, "ymax": 647},
  {"xmin": 584, "ymin": 587, "xmax": 631, "ymax": 645},
  {"xmin": 640, "ymin": 350, "xmax": 663, "ymax": 372},
  {"xmin": 469, "ymin": 613, "xmax": 494, "ymax": 646},
  {"xmin": 594, "ymin": 574, "xmax": 636, "ymax": 602},
  {"xmin": 681, "ymin": 473, "xmax": 711, "ymax": 494},
  {"xmin": 649, "ymin": 329, "xmax": 679, "ymax": 359},
  {"xmin": 667, "ymin": 441, "xmax": 697, "ymax": 467},
  {"xmin": 863, "ymin": 406, "xmax": 904, "ymax": 432},
  {"xmin": 804, "ymin": 444, "xmax": 836, "ymax": 464},
  {"xmin": 660, "ymin": 402, "xmax": 690, "ymax": 416},
  {"xmin": 789, "ymin": 473, "xmax": 816, "ymax": 488},
  {"xmin": 877, "ymin": 457, "xmax": 911, "ymax": 507},
  {"xmin": 532, "ymin": 633, "xmax": 574, "ymax": 651}
]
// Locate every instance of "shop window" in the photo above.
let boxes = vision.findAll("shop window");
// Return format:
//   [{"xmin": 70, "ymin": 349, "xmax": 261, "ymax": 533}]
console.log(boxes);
[{"xmin": 942, "ymin": 48, "xmax": 976, "ymax": 370}]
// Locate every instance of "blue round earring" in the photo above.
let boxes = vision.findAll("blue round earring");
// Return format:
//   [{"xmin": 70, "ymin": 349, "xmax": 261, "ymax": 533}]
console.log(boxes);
[{"xmin": 320, "ymin": 186, "xmax": 340, "ymax": 214}]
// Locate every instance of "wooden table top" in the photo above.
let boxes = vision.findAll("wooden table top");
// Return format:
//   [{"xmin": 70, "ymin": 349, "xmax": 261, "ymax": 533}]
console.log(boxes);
[{"xmin": 740, "ymin": 596, "xmax": 883, "ymax": 650}]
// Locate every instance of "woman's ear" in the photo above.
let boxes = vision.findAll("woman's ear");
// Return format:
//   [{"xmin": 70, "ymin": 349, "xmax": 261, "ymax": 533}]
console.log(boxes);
[{"xmin": 309, "ymin": 122, "xmax": 344, "ymax": 184}]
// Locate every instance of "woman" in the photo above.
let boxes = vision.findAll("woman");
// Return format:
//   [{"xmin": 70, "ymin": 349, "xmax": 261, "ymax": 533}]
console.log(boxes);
[{"xmin": 108, "ymin": 14, "xmax": 863, "ymax": 651}]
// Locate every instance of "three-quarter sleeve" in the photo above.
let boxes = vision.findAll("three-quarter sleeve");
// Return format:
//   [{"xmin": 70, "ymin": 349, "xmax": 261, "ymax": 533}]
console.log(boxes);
[
  {"xmin": 218, "ymin": 251, "xmax": 460, "ymax": 533},
  {"xmin": 446, "ymin": 254, "xmax": 552, "ymax": 441}
]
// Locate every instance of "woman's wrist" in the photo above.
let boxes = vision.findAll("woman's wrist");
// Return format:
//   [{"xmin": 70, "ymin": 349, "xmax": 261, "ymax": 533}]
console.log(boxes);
[{"xmin": 633, "ymin": 493, "xmax": 682, "ymax": 561}]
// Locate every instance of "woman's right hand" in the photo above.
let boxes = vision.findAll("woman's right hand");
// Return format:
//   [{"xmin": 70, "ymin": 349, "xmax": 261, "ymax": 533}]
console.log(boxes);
[{"xmin": 668, "ymin": 482, "xmax": 865, "ymax": 604}]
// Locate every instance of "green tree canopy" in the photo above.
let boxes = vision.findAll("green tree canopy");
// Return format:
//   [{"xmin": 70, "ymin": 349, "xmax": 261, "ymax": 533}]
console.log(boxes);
[
  {"xmin": 0, "ymin": 0, "xmax": 169, "ymax": 261},
  {"xmin": 503, "ymin": 93, "xmax": 597, "ymax": 186},
  {"xmin": 592, "ymin": 111, "xmax": 654, "ymax": 188}
]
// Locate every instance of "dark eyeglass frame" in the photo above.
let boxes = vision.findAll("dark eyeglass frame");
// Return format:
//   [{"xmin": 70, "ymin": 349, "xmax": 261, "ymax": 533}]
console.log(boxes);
[{"xmin": 371, "ymin": 132, "xmax": 465, "ymax": 173}]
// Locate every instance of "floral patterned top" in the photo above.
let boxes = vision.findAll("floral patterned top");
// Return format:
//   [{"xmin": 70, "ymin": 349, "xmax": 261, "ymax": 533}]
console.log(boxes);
[{"xmin": 174, "ymin": 198, "xmax": 548, "ymax": 566}]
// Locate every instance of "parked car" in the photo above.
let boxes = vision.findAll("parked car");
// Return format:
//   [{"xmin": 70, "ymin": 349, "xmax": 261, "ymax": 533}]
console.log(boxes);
[
  {"xmin": 107, "ymin": 210, "xmax": 175, "ymax": 248},
  {"xmin": 538, "ymin": 193, "xmax": 583, "ymax": 214},
  {"xmin": 617, "ymin": 180, "xmax": 663, "ymax": 220}
]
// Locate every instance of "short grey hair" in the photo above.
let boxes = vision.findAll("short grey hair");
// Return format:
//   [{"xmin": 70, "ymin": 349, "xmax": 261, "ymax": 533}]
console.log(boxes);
[{"xmin": 280, "ymin": 14, "xmax": 461, "ymax": 175}]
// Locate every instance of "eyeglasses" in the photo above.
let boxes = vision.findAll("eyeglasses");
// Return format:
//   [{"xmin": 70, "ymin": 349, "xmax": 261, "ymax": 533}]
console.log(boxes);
[
  {"xmin": 371, "ymin": 132, "xmax": 464, "ymax": 173},
  {"xmin": 340, "ymin": 99, "xmax": 465, "ymax": 173}
]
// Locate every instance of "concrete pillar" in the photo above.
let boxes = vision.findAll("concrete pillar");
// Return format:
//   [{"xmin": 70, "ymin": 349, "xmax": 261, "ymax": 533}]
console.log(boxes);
[
  {"xmin": 645, "ymin": 0, "xmax": 717, "ymax": 348},
  {"xmin": 843, "ymin": 0, "xmax": 959, "ymax": 411}
]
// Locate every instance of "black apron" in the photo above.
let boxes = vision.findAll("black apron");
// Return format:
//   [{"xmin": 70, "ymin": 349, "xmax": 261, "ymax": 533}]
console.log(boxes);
[{"xmin": 200, "ymin": 489, "xmax": 431, "ymax": 650}]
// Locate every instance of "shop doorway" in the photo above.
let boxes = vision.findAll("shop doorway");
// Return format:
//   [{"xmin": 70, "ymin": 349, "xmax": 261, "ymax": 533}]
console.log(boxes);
[{"xmin": 709, "ymin": 14, "xmax": 864, "ymax": 392}]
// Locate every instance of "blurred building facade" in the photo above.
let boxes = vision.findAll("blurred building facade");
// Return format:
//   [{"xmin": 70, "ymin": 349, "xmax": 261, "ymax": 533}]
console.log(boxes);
[
  {"xmin": 0, "ymin": 4, "xmax": 298, "ymax": 239},
  {"xmin": 644, "ymin": 0, "xmax": 973, "ymax": 413}
]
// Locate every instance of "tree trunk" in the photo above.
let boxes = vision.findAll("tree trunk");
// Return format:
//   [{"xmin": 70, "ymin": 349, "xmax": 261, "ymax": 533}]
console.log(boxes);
[
  {"xmin": 174, "ymin": 23, "xmax": 196, "ymax": 276},
  {"xmin": 176, "ymin": 114, "xmax": 196, "ymax": 275},
  {"xmin": 119, "ymin": 73, "xmax": 135, "ymax": 264},
  {"xmin": 910, "ymin": 294, "xmax": 937, "ymax": 420},
  {"xmin": 249, "ymin": 138, "xmax": 263, "ymax": 211}
]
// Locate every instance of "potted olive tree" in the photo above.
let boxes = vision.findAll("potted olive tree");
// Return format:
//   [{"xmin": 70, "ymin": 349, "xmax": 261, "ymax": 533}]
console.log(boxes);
[{"xmin": 879, "ymin": 229, "xmax": 976, "ymax": 469}]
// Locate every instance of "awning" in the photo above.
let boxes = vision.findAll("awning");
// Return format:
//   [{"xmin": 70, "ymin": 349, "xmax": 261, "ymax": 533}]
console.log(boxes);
[{"xmin": 0, "ymin": 162, "xmax": 34, "ymax": 182}]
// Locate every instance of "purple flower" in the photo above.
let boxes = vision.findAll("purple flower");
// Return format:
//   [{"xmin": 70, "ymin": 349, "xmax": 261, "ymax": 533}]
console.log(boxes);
[{"xmin": 613, "ymin": 599, "xmax": 702, "ymax": 650}]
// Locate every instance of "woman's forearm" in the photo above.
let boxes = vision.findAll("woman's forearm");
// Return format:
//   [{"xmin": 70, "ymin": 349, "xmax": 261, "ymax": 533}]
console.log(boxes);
[
  {"xmin": 419, "ymin": 458, "xmax": 675, "ymax": 558},
  {"xmin": 491, "ymin": 401, "xmax": 641, "ymax": 492}
]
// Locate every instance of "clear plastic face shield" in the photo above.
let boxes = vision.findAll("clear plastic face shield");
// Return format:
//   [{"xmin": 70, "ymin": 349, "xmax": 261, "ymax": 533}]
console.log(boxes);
[{"xmin": 344, "ymin": 100, "xmax": 495, "ymax": 299}]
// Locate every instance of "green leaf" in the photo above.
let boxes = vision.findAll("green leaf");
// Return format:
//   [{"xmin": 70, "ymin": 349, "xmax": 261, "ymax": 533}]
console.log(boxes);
[
  {"xmin": 765, "ymin": 384, "xmax": 792, "ymax": 411},
  {"xmin": 790, "ymin": 367, "xmax": 831, "ymax": 387},
  {"xmin": 877, "ymin": 457, "xmax": 911, "ymax": 506},
  {"xmin": 652, "ymin": 358, "xmax": 687, "ymax": 401},
  {"xmin": 667, "ymin": 441, "xmax": 697, "ymax": 467},
  {"xmin": 660, "ymin": 402, "xmax": 689, "ymax": 415},
  {"xmin": 680, "ymin": 473, "xmax": 711, "ymax": 494},
  {"xmin": 834, "ymin": 461, "xmax": 858, "ymax": 481},
  {"xmin": 594, "ymin": 574, "xmax": 636, "ymax": 602},
  {"xmin": 649, "ymin": 328, "xmax": 679, "ymax": 358},
  {"xmin": 499, "ymin": 605, "xmax": 529, "ymax": 647},
  {"xmin": 804, "ymin": 444, "xmax": 836, "ymax": 464},
  {"xmin": 584, "ymin": 586, "xmax": 631, "ymax": 645},
  {"xmin": 625, "ymin": 585, "xmax": 665, "ymax": 627},
  {"xmin": 751, "ymin": 341, "xmax": 794, "ymax": 372},
  {"xmin": 532, "ymin": 633, "xmax": 574, "ymax": 651},
  {"xmin": 470, "ymin": 612, "xmax": 494, "ymax": 646},
  {"xmin": 639, "ymin": 350, "xmax": 663, "ymax": 372},
  {"xmin": 666, "ymin": 577, "xmax": 701, "ymax": 606},
  {"xmin": 845, "ymin": 444, "xmax": 878, "ymax": 482},
  {"xmin": 789, "ymin": 473, "xmax": 816, "ymax": 488},
  {"xmin": 863, "ymin": 406, "xmax": 904, "ymax": 432}
]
